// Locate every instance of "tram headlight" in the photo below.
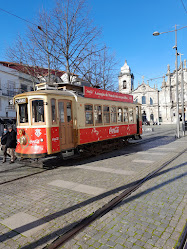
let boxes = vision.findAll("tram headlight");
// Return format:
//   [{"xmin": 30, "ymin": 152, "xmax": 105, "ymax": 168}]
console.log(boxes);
[{"xmin": 20, "ymin": 136, "xmax": 27, "ymax": 145}]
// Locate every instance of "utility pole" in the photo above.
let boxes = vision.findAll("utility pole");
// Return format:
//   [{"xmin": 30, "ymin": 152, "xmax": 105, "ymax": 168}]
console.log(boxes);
[
  {"xmin": 181, "ymin": 61, "xmax": 185, "ymax": 136},
  {"xmin": 174, "ymin": 24, "xmax": 180, "ymax": 138},
  {"xmin": 157, "ymin": 90, "xmax": 160, "ymax": 125}
]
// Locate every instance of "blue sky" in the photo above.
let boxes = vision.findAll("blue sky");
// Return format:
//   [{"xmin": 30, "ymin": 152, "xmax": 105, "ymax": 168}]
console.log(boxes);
[{"xmin": 1, "ymin": 0, "xmax": 187, "ymax": 89}]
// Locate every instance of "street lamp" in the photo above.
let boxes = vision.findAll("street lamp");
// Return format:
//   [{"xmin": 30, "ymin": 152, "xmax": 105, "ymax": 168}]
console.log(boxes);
[{"xmin": 153, "ymin": 24, "xmax": 186, "ymax": 138}]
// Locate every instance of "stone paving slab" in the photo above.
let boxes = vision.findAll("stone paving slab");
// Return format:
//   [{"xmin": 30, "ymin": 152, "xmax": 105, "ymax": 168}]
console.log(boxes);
[
  {"xmin": 0, "ymin": 129, "xmax": 186, "ymax": 248},
  {"xmin": 61, "ymin": 147, "xmax": 187, "ymax": 249},
  {"xmin": 48, "ymin": 180, "xmax": 105, "ymax": 195},
  {"xmin": 2, "ymin": 212, "xmax": 48, "ymax": 237}
]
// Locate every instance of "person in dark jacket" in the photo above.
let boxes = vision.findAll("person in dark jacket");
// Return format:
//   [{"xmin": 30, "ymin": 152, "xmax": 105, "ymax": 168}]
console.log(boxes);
[
  {"xmin": 1, "ymin": 128, "xmax": 8, "ymax": 163},
  {"xmin": 6, "ymin": 125, "xmax": 17, "ymax": 163}
]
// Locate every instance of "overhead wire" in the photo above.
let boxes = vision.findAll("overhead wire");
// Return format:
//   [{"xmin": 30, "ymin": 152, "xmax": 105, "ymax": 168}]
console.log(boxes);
[
  {"xmin": 180, "ymin": 0, "xmax": 187, "ymax": 14},
  {"xmin": 0, "ymin": 7, "xmax": 37, "ymax": 26},
  {"xmin": 0, "ymin": 7, "xmax": 172, "ymax": 87}
]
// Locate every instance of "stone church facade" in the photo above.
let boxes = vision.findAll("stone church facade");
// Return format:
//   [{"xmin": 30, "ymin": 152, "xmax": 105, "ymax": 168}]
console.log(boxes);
[{"xmin": 118, "ymin": 60, "xmax": 187, "ymax": 124}]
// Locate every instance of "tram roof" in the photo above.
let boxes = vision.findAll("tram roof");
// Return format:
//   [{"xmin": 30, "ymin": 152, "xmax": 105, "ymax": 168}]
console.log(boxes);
[{"xmin": 14, "ymin": 89, "xmax": 81, "ymax": 98}]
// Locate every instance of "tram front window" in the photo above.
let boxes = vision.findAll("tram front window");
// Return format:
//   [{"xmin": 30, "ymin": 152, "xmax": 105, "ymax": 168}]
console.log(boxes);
[
  {"xmin": 19, "ymin": 103, "xmax": 28, "ymax": 123},
  {"xmin": 32, "ymin": 100, "xmax": 45, "ymax": 123}
]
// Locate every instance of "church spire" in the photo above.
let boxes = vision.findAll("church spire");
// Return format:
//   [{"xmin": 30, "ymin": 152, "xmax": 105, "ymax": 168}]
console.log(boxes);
[
  {"xmin": 118, "ymin": 60, "xmax": 134, "ymax": 94},
  {"xmin": 162, "ymin": 75, "xmax": 166, "ymax": 88}
]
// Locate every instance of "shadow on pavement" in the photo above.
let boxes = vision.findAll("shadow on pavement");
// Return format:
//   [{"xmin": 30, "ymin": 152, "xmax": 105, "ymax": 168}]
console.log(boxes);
[
  {"xmin": 43, "ymin": 135, "xmax": 176, "ymax": 168},
  {"xmin": 0, "ymin": 159, "xmax": 187, "ymax": 248}
]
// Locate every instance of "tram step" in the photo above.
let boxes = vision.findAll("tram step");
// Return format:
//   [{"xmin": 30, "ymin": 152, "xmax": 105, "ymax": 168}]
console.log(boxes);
[{"xmin": 62, "ymin": 150, "xmax": 74, "ymax": 159}]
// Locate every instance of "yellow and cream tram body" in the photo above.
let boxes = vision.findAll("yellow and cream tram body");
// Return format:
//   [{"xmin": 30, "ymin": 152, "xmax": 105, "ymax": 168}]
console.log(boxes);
[{"xmin": 14, "ymin": 86, "xmax": 142, "ymax": 158}]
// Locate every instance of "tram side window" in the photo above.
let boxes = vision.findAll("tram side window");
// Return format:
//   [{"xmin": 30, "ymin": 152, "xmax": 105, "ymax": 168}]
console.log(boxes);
[
  {"xmin": 123, "ymin": 107, "xmax": 129, "ymax": 123},
  {"xmin": 129, "ymin": 107, "xmax": 134, "ymax": 123},
  {"xmin": 19, "ymin": 103, "xmax": 28, "ymax": 123},
  {"xmin": 58, "ymin": 102, "xmax": 65, "ymax": 122},
  {"xmin": 66, "ymin": 102, "xmax": 72, "ymax": 122},
  {"xmin": 117, "ymin": 107, "xmax": 123, "ymax": 122},
  {"xmin": 94, "ymin": 105, "xmax": 102, "ymax": 124},
  {"xmin": 103, "ymin": 106, "xmax": 110, "ymax": 124},
  {"xmin": 111, "ymin": 106, "xmax": 117, "ymax": 123},
  {"xmin": 32, "ymin": 100, "xmax": 45, "ymax": 123},
  {"xmin": 85, "ymin": 104, "xmax": 93, "ymax": 125},
  {"xmin": 51, "ymin": 99, "xmax": 56, "ymax": 123}
]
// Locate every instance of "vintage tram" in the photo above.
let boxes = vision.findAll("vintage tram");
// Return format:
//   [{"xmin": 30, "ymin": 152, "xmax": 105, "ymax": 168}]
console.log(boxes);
[{"xmin": 14, "ymin": 85, "xmax": 142, "ymax": 159}]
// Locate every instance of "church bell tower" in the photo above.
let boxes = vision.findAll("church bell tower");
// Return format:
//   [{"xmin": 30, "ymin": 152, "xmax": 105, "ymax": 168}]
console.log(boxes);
[{"xmin": 118, "ymin": 60, "xmax": 134, "ymax": 94}]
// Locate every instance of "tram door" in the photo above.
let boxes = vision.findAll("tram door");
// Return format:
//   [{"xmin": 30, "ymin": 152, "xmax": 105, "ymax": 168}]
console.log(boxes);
[
  {"xmin": 58, "ymin": 100, "xmax": 73, "ymax": 150},
  {"xmin": 136, "ymin": 106, "xmax": 140, "ymax": 134}
]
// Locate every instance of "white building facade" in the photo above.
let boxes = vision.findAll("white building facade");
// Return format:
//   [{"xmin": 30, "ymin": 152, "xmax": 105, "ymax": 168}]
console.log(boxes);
[
  {"xmin": 119, "ymin": 60, "xmax": 187, "ymax": 124},
  {"xmin": 0, "ymin": 63, "xmax": 37, "ymax": 133}
]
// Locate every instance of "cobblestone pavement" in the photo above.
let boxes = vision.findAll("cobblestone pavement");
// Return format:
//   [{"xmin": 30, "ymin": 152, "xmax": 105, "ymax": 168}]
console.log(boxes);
[{"xmin": 0, "ymin": 125, "xmax": 186, "ymax": 249}]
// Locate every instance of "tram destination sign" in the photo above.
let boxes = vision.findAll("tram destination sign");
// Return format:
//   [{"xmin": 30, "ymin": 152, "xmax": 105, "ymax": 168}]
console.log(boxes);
[
  {"xmin": 84, "ymin": 86, "xmax": 133, "ymax": 103},
  {"xmin": 15, "ymin": 98, "xmax": 28, "ymax": 104}
]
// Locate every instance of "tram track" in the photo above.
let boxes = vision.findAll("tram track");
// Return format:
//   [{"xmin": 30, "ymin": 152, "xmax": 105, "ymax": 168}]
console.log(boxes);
[
  {"xmin": 175, "ymin": 221, "xmax": 187, "ymax": 249},
  {"xmin": 44, "ymin": 144, "xmax": 187, "ymax": 249},
  {"xmin": 0, "ymin": 160, "xmax": 45, "ymax": 175},
  {"xmin": 0, "ymin": 129, "xmax": 175, "ymax": 185},
  {"xmin": 0, "ymin": 168, "xmax": 49, "ymax": 186}
]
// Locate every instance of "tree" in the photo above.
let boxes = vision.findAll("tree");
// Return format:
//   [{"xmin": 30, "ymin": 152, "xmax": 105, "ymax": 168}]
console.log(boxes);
[
  {"xmin": 7, "ymin": 0, "xmax": 117, "ymax": 90},
  {"xmin": 46, "ymin": 0, "xmax": 102, "ymax": 83},
  {"xmin": 80, "ymin": 45, "xmax": 118, "ymax": 90},
  {"xmin": 7, "ymin": 10, "xmax": 61, "ymax": 88}
]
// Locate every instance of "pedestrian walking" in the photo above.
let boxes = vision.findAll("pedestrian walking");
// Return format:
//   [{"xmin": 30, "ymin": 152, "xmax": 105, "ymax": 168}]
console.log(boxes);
[
  {"xmin": 1, "ymin": 128, "xmax": 8, "ymax": 163},
  {"xmin": 6, "ymin": 125, "xmax": 17, "ymax": 163}
]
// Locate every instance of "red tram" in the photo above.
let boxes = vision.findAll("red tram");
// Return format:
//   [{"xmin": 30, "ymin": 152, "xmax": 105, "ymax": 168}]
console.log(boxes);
[{"xmin": 14, "ymin": 85, "xmax": 142, "ymax": 159}]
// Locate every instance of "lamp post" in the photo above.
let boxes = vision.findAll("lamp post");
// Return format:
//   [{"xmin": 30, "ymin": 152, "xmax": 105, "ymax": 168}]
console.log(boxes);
[
  {"xmin": 153, "ymin": 24, "xmax": 187, "ymax": 138},
  {"xmin": 181, "ymin": 61, "xmax": 185, "ymax": 136}
]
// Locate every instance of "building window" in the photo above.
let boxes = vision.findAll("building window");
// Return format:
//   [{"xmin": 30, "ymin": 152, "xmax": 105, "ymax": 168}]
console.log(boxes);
[
  {"xmin": 7, "ymin": 81, "xmax": 16, "ymax": 97},
  {"xmin": 150, "ymin": 114, "xmax": 154, "ymax": 121},
  {"xmin": 21, "ymin": 84, "xmax": 27, "ymax": 93},
  {"xmin": 150, "ymin": 97, "xmax": 153, "ymax": 105},
  {"xmin": 134, "ymin": 97, "xmax": 138, "ymax": 103},
  {"xmin": 123, "ymin": 80, "xmax": 127, "ymax": 89},
  {"xmin": 142, "ymin": 111, "xmax": 146, "ymax": 122},
  {"xmin": 142, "ymin": 96, "xmax": 146, "ymax": 104}
]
